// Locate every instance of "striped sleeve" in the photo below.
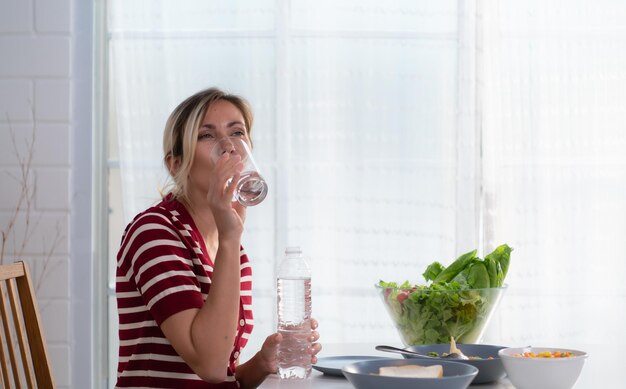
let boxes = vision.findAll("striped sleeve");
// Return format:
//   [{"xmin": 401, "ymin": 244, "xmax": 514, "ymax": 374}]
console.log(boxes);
[{"xmin": 117, "ymin": 211, "xmax": 205, "ymax": 326}]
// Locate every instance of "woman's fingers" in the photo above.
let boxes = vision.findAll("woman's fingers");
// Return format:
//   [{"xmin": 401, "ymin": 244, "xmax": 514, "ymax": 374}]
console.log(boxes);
[
  {"xmin": 225, "ymin": 170, "xmax": 241, "ymax": 196},
  {"xmin": 308, "ymin": 318, "xmax": 321, "ymax": 363},
  {"xmin": 309, "ymin": 331, "xmax": 320, "ymax": 342},
  {"xmin": 310, "ymin": 342, "xmax": 322, "ymax": 355},
  {"xmin": 217, "ymin": 154, "xmax": 242, "ymax": 183},
  {"xmin": 268, "ymin": 332, "xmax": 282, "ymax": 345},
  {"xmin": 309, "ymin": 342, "xmax": 322, "ymax": 365},
  {"xmin": 210, "ymin": 153, "xmax": 243, "ymax": 201}
]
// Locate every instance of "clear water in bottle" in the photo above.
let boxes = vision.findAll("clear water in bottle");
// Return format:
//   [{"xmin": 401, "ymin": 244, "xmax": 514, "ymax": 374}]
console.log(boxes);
[{"xmin": 277, "ymin": 247, "xmax": 312, "ymax": 379}]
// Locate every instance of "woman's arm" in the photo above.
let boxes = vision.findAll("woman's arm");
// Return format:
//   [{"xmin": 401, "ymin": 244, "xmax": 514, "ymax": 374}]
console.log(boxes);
[
  {"xmin": 161, "ymin": 153, "xmax": 246, "ymax": 383},
  {"xmin": 160, "ymin": 238, "xmax": 241, "ymax": 383}
]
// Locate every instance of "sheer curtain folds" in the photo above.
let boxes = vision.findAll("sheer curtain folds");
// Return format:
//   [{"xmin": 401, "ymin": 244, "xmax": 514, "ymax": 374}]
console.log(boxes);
[
  {"xmin": 479, "ymin": 0, "xmax": 626, "ymax": 346},
  {"xmin": 106, "ymin": 1, "xmax": 626, "ymax": 378}
]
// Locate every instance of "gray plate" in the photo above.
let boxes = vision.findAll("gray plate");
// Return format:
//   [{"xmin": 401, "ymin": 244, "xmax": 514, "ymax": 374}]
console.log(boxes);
[
  {"xmin": 342, "ymin": 358, "xmax": 478, "ymax": 389},
  {"xmin": 313, "ymin": 356, "xmax": 393, "ymax": 377},
  {"xmin": 403, "ymin": 343, "xmax": 507, "ymax": 384}
]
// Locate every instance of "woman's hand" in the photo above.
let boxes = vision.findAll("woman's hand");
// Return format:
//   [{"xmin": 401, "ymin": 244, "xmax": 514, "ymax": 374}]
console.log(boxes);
[
  {"xmin": 256, "ymin": 319, "xmax": 322, "ymax": 374},
  {"xmin": 206, "ymin": 152, "xmax": 245, "ymax": 240},
  {"xmin": 256, "ymin": 333, "xmax": 280, "ymax": 374},
  {"xmin": 236, "ymin": 320, "xmax": 321, "ymax": 388}
]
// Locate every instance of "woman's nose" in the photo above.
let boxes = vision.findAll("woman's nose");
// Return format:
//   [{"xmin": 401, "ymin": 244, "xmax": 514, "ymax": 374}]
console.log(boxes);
[{"xmin": 219, "ymin": 138, "xmax": 236, "ymax": 154}]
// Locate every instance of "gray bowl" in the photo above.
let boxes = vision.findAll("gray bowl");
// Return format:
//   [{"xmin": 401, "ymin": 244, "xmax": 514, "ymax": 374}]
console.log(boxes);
[
  {"xmin": 403, "ymin": 343, "xmax": 507, "ymax": 384},
  {"xmin": 342, "ymin": 358, "xmax": 478, "ymax": 389}
]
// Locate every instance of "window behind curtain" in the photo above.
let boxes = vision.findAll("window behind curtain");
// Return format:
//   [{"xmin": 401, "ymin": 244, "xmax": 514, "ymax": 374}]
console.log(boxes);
[
  {"xmin": 103, "ymin": 0, "xmax": 626, "ymax": 386},
  {"xmin": 105, "ymin": 0, "xmax": 465, "ymax": 381},
  {"xmin": 479, "ymin": 0, "xmax": 626, "ymax": 346}
]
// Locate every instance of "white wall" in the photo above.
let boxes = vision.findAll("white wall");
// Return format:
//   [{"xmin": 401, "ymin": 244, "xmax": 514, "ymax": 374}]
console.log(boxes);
[{"xmin": 0, "ymin": 0, "xmax": 92, "ymax": 388}]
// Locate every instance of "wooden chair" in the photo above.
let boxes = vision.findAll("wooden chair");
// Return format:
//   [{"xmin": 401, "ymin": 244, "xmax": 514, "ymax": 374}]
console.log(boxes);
[{"xmin": 0, "ymin": 261, "xmax": 55, "ymax": 388}]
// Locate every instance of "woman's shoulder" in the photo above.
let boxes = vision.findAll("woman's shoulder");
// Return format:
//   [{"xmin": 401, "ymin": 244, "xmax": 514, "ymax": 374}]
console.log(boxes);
[
  {"xmin": 120, "ymin": 196, "xmax": 188, "ymax": 242},
  {"xmin": 128, "ymin": 203, "xmax": 172, "ymax": 228},
  {"xmin": 131, "ymin": 195, "xmax": 187, "ymax": 224}
]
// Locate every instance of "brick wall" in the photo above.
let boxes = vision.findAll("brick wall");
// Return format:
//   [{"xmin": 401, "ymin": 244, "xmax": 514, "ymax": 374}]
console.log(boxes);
[{"xmin": 1, "ymin": 0, "xmax": 74, "ymax": 387}]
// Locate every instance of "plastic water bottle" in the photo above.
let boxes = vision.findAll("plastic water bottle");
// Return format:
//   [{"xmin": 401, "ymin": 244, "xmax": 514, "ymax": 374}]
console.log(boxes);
[{"xmin": 277, "ymin": 247, "xmax": 312, "ymax": 379}]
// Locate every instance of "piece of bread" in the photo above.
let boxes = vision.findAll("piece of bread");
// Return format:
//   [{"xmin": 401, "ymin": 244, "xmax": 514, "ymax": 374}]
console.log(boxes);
[{"xmin": 378, "ymin": 364, "xmax": 443, "ymax": 378}]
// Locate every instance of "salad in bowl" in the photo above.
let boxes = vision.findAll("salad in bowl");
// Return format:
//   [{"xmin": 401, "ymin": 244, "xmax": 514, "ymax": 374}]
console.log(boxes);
[{"xmin": 377, "ymin": 244, "xmax": 512, "ymax": 345}]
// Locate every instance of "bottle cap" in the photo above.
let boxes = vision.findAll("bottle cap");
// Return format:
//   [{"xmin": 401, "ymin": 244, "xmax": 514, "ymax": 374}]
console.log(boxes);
[{"xmin": 285, "ymin": 246, "xmax": 302, "ymax": 255}]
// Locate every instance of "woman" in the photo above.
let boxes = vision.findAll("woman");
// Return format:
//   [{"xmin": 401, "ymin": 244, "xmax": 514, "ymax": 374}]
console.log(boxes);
[{"xmin": 116, "ymin": 87, "xmax": 321, "ymax": 388}]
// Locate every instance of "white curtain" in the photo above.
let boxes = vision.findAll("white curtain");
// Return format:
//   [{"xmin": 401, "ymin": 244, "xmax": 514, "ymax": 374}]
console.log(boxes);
[
  {"xmin": 479, "ymin": 0, "xmax": 626, "ymax": 347},
  {"xmin": 106, "ymin": 0, "xmax": 626, "ymax": 373}
]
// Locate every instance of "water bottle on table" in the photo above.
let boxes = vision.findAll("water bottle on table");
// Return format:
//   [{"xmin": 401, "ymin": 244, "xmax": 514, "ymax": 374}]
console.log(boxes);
[{"xmin": 277, "ymin": 247, "xmax": 312, "ymax": 379}]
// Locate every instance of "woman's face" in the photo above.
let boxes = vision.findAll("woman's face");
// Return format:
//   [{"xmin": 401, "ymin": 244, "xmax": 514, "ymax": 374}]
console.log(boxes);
[{"xmin": 188, "ymin": 99, "xmax": 250, "ymax": 195}]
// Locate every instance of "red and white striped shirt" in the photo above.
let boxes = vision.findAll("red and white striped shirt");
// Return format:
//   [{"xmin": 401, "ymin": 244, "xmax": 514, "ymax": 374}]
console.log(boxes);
[{"xmin": 116, "ymin": 195, "xmax": 253, "ymax": 388}]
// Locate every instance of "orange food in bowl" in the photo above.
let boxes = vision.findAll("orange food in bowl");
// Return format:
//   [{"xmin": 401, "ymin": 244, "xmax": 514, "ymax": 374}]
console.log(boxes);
[{"xmin": 514, "ymin": 351, "xmax": 575, "ymax": 358}]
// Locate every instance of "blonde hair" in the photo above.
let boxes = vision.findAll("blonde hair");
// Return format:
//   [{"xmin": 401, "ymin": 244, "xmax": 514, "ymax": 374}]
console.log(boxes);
[{"xmin": 162, "ymin": 87, "xmax": 253, "ymax": 204}]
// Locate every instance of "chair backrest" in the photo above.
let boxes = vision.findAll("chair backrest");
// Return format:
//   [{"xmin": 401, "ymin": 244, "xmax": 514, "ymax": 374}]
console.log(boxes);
[{"xmin": 0, "ymin": 261, "xmax": 55, "ymax": 388}]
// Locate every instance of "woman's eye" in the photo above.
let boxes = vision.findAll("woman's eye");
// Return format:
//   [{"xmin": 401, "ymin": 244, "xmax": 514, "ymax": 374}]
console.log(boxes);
[
  {"xmin": 232, "ymin": 130, "xmax": 247, "ymax": 137},
  {"xmin": 198, "ymin": 132, "xmax": 214, "ymax": 140}
]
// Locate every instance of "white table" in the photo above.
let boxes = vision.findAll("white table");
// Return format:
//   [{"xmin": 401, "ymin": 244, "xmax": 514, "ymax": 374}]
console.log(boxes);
[{"xmin": 258, "ymin": 343, "xmax": 617, "ymax": 389}]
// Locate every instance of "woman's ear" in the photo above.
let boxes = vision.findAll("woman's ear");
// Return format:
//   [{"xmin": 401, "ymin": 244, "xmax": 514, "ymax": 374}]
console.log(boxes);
[{"xmin": 166, "ymin": 153, "xmax": 182, "ymax": 176}]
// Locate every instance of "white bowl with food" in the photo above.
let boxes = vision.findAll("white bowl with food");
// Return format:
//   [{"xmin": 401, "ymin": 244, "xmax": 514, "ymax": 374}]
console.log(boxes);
[{"xmin": 498, "ymin": 347, "xmax": 588, "ymax": 389}]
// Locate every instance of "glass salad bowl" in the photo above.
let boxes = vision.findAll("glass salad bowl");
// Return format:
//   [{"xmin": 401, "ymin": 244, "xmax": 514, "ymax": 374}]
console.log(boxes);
[{"xmin": 375, "ymin": 284, "xmax": 507, "ymax": 346}]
